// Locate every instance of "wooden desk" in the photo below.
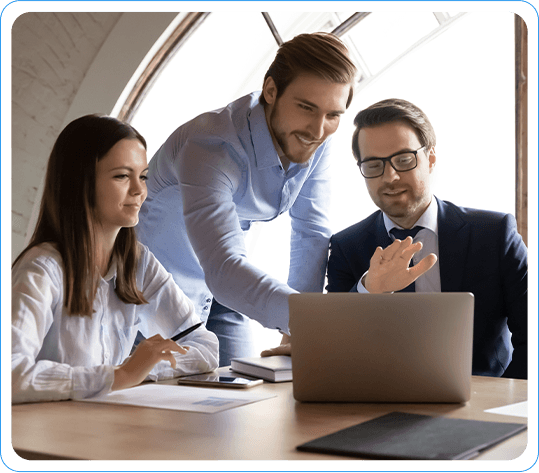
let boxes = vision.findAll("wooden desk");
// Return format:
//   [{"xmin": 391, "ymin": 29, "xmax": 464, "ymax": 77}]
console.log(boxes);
[{"xmin": 12, "ymin": 374, "xmax": 527, "ymax": 461}]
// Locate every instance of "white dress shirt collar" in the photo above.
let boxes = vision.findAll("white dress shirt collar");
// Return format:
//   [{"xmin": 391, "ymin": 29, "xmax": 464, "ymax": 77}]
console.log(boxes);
[
  {"xmin": 383, "ymin": 196, "xmax": 439, "ymax": 237},
  {"xmin": 102, "ymin": 257, "xmax": 117, "ymax": 282}
]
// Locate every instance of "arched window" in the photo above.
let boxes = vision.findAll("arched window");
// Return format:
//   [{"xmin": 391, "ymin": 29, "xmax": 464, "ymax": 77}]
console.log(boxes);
[{"xmin": 117, "ymin": 11, "xmax": 526, "ymax": 349}]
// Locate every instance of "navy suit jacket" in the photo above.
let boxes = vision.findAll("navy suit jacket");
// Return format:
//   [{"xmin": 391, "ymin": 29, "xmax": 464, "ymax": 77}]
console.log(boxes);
[{"xmin": 326, "ymin": 198, "xmax": 528, "ymax": 379}]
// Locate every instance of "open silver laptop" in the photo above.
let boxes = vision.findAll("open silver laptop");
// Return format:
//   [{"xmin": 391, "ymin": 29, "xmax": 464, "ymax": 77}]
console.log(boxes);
[{"xmin": 289, "ymin": 293, "xmax": 474, "ymax": 403}]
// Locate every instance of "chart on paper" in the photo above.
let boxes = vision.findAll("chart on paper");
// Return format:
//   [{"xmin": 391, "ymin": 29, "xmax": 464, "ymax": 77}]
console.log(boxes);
[{"xmin": 78, "ymin": 384, "xmax": 275, "ymax": 414}]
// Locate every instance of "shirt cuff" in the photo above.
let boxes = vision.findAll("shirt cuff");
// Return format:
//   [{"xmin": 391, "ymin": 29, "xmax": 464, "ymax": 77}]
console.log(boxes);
[
  {"xmin": 357, "ymin": 271, "xmax": 395, "ymax": 294},
  {"xmin": 357, "ymin": 271, "xmax": 369, "ymax": 293},
  {"xmin": 71, "ymin": 365, "xmax": 115, "ymax": 399}
]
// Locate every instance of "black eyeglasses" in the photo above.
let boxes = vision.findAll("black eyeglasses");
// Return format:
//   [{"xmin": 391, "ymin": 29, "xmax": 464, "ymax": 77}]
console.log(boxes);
[{"xmin": 358, "ymin": 146, "xmax": 425, "ymax": 178}]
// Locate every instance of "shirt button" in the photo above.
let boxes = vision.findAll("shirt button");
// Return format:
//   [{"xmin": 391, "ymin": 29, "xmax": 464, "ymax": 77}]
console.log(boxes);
[
  {"xmin": 206, "ymin": 298, "xmax": 211, "ymax": 303},
  {"xmin": 203, "ymin": 306, "xmax": 208, "ymax": 311}
]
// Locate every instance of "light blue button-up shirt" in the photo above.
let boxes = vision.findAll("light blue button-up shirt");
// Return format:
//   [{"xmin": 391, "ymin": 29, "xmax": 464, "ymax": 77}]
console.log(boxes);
[
  {"xmin": 137, "ymin": 92, "xmax": 333, "ymax": 332},
  {"xmin": 12, "ymin": 243, "xmax": 219, "ymax": 404}
]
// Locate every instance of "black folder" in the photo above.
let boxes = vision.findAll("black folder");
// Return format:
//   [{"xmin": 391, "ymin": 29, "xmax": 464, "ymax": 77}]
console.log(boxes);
[{"xmin": 297, "ymin": 412, "xmax": 527, "ymax": 460}]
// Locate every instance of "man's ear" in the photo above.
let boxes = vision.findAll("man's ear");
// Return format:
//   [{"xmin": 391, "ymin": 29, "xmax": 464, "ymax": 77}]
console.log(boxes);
[
  {"xmin": 428, "ymin": 147, "xmax": 436, "ymax": 172},
  {"xmin": 262, "ymin": 76, "xmax": 278, "ymax": 106}
]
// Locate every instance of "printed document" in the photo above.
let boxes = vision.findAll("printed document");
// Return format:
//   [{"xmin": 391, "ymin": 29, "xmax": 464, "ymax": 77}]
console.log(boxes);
[
  {"xmin": 485, "ymin": 401, "xmax": 528, "ymax": 418},
  {"xmin": 78, "ymin": 384, "xmax": 275, "ymax": 414}
]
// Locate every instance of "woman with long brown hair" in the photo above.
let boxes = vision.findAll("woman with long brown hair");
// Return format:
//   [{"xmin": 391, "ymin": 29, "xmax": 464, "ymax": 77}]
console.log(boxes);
[{"xmin": 12, "ymin": 115, "xmax": 218, "ymax": 403}]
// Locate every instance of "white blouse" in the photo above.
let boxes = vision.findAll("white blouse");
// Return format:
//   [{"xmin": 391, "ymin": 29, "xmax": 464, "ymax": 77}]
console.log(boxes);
[{"xmin": 12, "ymin": 242, "xmax": 219, "ymax": 404}]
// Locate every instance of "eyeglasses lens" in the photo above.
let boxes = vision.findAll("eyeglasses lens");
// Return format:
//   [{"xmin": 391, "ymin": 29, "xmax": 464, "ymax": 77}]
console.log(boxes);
[{"xmin": 360, "ymin": 152, "xmax": 416, "ymax": 178}]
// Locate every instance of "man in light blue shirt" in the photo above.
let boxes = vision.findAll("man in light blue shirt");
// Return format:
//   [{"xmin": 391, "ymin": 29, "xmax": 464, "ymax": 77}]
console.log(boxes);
[
  {"xmin": 137, "ymin": 33, "xmax": 358, "ymax": 365},
  {"xmin": 137, "ymin": 35, "xmax": 435, "ymax": 365}
]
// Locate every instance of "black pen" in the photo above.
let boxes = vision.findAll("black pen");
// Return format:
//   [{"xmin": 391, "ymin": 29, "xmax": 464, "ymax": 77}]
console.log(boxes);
[{"xmin": 171, "ymin": 322, "xmax": 203, "ymax": 342}]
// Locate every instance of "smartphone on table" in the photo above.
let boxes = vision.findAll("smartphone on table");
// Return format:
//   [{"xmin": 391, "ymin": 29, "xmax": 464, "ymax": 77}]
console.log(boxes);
[{"xmin": 177, "ymin": 372, "xmax": 263, "ymax": 389}]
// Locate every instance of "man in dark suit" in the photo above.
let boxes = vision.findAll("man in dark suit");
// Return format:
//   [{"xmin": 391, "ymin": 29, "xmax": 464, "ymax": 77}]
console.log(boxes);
[{"xmin": 327, "ymin": 98, "xmax": 527, "ymax": 379}]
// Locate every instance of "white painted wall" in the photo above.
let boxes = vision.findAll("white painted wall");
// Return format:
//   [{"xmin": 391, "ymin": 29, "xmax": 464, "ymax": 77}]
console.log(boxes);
[{"xmin": 11, "ymin": 11, "xmax": 177, "ymax": 261}]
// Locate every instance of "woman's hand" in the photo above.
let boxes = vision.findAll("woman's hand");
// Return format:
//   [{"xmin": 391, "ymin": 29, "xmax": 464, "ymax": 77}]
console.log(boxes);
[
  {"xmin": 364, "ymin": 237, "xmax": 437, "ymax": 293},
  {"xmin": 112, "ymin": 334, "xmax": 189, "ymax": 391}
]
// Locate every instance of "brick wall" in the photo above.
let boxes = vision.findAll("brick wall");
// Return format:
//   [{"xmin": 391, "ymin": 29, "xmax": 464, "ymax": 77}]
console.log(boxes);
[{"xmin": 11, "ymin": 12, "xmax": 122, "ymax": 261}]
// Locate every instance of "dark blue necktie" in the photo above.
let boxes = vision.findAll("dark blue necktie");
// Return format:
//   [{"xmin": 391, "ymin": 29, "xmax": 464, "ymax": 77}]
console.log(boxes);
[{"xmin": 390, "ymin": 226, "xmax": 424, "ymax": 292}]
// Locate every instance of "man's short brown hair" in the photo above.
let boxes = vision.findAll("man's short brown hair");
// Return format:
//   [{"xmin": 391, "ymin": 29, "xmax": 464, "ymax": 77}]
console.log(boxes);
[
  {"xmin": 260, "ymin": 32, "xmax": 357, "ymax": 108},
  {"xmin": 352, "ymin": 98, "xmax": 437, "ymax": 162}
]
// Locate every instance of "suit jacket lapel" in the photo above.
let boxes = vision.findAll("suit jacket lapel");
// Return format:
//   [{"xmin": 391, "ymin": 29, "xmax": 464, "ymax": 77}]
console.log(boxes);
[{"xmin": 437, "ymin": 198, "xmax": 471, "ymax": 292}]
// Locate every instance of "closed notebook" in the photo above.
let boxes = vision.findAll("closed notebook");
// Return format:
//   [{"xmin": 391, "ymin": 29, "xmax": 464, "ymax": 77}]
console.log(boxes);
[
  {"xmin": 230, "ymin": 356, "xmax": 292, "ymax": 382},
  {"xmin": 297, "ymin": 412, "xmax": 527, "ymax": 460}
]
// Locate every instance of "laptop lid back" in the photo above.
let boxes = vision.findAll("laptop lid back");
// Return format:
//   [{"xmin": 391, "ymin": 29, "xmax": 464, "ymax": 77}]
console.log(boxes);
[{"xmin": 289, "ymin": 293, "xmax": 474, "ymax": 403}]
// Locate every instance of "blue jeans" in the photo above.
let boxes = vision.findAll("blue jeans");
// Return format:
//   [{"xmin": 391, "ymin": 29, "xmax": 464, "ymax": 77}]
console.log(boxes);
[{"xmin": 205, "ymin": 300, "xmax": 256, "ymax": 367}]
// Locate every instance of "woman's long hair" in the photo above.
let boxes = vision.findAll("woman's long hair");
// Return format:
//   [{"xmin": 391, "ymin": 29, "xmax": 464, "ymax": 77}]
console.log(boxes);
[{"xmin": 14, "ymin": 114, "xmax": 148, "ymax": 315}]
